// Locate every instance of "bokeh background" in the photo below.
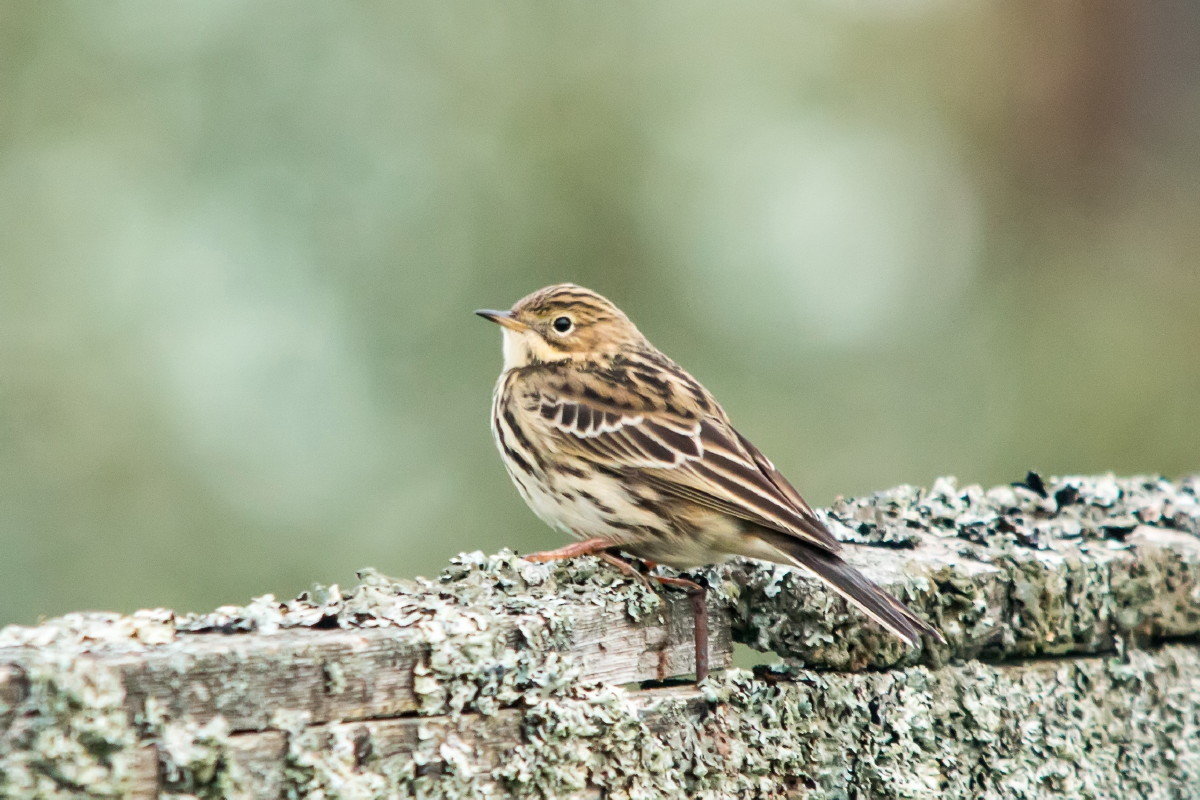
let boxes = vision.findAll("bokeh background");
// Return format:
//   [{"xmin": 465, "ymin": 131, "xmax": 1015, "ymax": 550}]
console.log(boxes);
[{"xmin": 3, "ymin": 3, "xmax": 1198, "ymax": 626}]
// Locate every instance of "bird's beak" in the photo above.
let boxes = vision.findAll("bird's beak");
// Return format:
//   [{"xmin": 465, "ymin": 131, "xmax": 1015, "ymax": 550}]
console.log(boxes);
[{"xmin": 474, "ymin": 309, "xmax": 529, "ymax": 332}]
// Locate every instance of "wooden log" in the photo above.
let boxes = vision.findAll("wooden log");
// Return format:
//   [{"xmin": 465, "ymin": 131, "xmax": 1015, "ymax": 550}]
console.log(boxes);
[
  {"xmin": 730, "ymin": 474, "xmax": 1200, "ymax": 669},
  {"xmin": 3, "ymin": 473, "xmax": 1199, "ymax": 798},
  {"xmin": 124, "ymin": 644, "xmax": 1200, "ymax": 799},
  {"xmin": 0, "ymin": 562, "xmax": 731, "ymax": 727}
]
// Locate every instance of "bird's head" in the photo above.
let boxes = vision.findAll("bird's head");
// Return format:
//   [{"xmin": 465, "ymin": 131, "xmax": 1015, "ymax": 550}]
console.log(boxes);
[{"xmin": 476, "ymin": 284, "xmax": 646, "ymax": 370}]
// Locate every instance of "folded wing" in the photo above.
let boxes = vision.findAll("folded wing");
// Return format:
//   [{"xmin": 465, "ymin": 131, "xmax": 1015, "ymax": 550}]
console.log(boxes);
[{"xmin": 533, "ymin": 373, "xmax": 840, "ymax": 553}]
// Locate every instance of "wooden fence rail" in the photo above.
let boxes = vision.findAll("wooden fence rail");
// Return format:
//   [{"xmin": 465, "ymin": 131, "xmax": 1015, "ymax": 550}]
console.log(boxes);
[{"xmin": 3, "ymin": 473, "xmax": 1200, "ymax": 798}]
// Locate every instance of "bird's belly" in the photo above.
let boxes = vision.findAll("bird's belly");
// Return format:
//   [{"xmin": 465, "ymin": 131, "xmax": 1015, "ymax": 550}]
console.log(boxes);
[
  {"xmin": 505, "ymin": 463, "xmax": 660, "ymax": 545},
  {"xmin": 505, "ymin": 466, "xmax": 747, "ymax": 572},
  {"xmin": 510, "ymin": 470, "xmax": 580, "ymax": 538},
  {"xmin": 620, "ymin": 511, "xmax": 744, "ymax": 570}
]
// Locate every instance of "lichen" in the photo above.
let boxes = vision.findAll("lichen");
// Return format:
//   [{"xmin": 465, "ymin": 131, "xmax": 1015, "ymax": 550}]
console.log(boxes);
[
  {"xmin": 155, "ymin": 713, "xmax": 230, "ymax": 796},
  {"xmin": 827, "ymin": 472, "xmax": 1200, "ymax": 549},
  {"xmin": 0, "ymin": 609, "xmax": 177, "ymax": 651},
  {"xmin": 275, "ymin": 646, "xmax": 1200, "ymax": 799},
  {"xmin": 732, "ymin": 473, "xmax": 1200, "ymax": 670},
  {"xmin": 0, "ymin": 549, "xmax": 678, "ymax": 797},
  {"xmin": 280, "ymin": 717, "xmax": 394, "ymax": 800},
  {"xmin": 173, "ymin": 550, "xmax": 670, "ymax": 720},
  {"xmin": 4, "ymin": 474, "xmax": 1200, "ymax": 798},
  {"xmin": 178, "ymin": 549, "xmax": 661, "ymax": 647},
  {"xmin": 0, "ymin": 652, "xmax": 139, "ymax": 798}
]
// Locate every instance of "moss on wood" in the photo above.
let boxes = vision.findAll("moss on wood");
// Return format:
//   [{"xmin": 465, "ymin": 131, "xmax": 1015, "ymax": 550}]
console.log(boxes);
[{"xmin": 2, "ymin": 473, "xmax": 1198, "ymax": 798}]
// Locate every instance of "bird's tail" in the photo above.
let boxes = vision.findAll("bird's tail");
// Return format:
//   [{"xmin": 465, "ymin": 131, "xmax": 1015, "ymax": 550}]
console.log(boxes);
[{"xmin": 753, "ymin": 529, "xmax": 944, "ymax": 646}]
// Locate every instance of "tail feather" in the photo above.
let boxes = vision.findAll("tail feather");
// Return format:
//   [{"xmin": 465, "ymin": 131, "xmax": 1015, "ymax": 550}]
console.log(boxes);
[{"xmin": 754, "ymin": 529, "xmax": 944, "ymax": 646}]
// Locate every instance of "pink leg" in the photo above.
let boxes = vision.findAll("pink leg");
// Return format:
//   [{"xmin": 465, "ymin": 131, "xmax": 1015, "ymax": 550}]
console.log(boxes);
[
  {"xmin": 523, "ymin": 538, "xmax": 613, "ymax": 563},
  {"xmin": 525, "ymin": 543, "xmax": 710, "ymax": 682},
  {"xmin": 598, "ymin": 551, "xmax": 654, "ymax": 589}
]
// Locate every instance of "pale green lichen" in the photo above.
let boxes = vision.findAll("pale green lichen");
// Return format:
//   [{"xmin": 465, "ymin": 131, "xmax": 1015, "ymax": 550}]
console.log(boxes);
[
  {"xmin": 827, "ymin": 473, "xmax": 1200, "ymax": 549},
  {"xmin": 0, "ymin": 609, "xmax": 177, "ymax": 651},
  {"xmin": 0, "ymin": 652, "xmax": 139, "ymax": 798},
  {"xmin": 179, "ymin": 549, "xmax": 661, "ymax": 649},
  {"xmin": 4, "ymin": 475, "xmax": 1200, "ymax": 798},
  {"xmin": 155, "ymin": 714, "xmax": 230, "ymax": 796},
  {"xmin": 0, "ymin": 550, "xmax": 669, "ymax": 797},
  {"xmin": 731, "ymin": 473, "xmax": 1200, "ymax": 670},
  {"xmin": 174, "ymin": 550, "xmax": 665, "ymax": 720},
  {"xmin": 274, "ymin": 646, "xmax": 1200, "ymax": 799},
  {"xmin": 280, "ymin": 719, "xmax": 394, "ymax": 800}
]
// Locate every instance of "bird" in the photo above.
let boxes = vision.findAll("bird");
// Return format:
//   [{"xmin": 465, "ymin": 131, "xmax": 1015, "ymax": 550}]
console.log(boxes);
[{"xmin": 476, "ymin": 283, "xmax": 942, "ymax": 679}]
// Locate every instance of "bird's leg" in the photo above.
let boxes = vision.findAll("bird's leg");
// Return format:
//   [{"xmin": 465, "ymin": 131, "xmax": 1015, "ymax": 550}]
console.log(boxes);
[
  {"xmin": 598, "ymin": 554, "xmax": 708, "ymax": 681},
  {"xmin": 650, "ymin": 574, "xmax": 709, "ymax": 682},
  {"xmin": 525, "ymin": 542, "xmax": 709, "ymax": 681},
  {"xmin": 597, "ymin": 551, "xmax": 654, "ymax": 589},
  {"xmin": 522, "ymin": 538, "xmax": 613, "ymax": 562}
]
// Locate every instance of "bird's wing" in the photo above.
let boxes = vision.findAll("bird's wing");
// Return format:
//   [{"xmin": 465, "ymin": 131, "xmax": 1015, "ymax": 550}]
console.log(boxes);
[{"xmin": 530, "ymin": 363, "xmax": 840, "ymax": 553}]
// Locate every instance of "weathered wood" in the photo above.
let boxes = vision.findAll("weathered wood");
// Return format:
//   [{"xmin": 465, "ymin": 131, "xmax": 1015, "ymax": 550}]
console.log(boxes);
[
  {"xmin": 0, "ymin": 558, "xmax": 731, "ymax": 798},
  {"xmin": 3, "ymin": 473, "xmax": 1199, "ymax": 798},
  {"xmin": 85, "ymin": 597, "xmax": 719, "ymax": 732},
  {"xmin": 125, "ymin": 645, "xmax": 1200, "ymax": 799},
  {"xmin": 0, "ymin": 573, "xmax": 730, "ymax": 731},
  {"xmin": 732, "ymin": 475, "xmax": 1200, "ymax": 669}
]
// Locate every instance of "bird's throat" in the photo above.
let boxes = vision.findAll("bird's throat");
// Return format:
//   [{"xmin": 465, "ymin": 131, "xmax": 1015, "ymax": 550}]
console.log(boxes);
[{"xmin": 502, "ymin": 327, "xmax": 578, "ymax": 370}]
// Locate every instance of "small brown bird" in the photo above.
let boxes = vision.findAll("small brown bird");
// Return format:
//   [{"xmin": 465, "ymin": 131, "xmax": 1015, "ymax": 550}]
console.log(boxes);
[{"xmin": 477, "ymin": 284, "xmax": 941, "ymax": 678}]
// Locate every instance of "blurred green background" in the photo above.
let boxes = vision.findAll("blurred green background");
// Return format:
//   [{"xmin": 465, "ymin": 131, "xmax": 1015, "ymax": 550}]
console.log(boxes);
[{"xmin": 2, "ymin": 3, "xmax": 1198, "ymax": 626}]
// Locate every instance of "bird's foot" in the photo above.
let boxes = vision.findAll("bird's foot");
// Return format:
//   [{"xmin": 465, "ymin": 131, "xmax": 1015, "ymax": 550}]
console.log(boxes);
[
  {"xmin": 522, "ymin": 538, "xmax": 613, "ymax": 562},
  {"xmin": 525, "ymin": 544, "xmax": 710, "ymax": 682},
  {"xmin": 597, "ymin": 551, "xmax": 655, "ymax": 589},
  {"xmin": 597, "ymin": 555, "xmax": 709, "ymax": 681}
]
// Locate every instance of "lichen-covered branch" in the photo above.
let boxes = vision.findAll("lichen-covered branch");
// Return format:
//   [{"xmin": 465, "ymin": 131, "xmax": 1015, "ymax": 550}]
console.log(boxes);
[
  {"xmin": 2, "ymin": 473, "xmax": 1199, "ymax": 799},
  {"xmin": 122, "ymin": 645, "xmax": 1200, "ymax": 799},
  {"xmin": 732, "ymin": 474, "xmax": 1200, "ymax": 670}
]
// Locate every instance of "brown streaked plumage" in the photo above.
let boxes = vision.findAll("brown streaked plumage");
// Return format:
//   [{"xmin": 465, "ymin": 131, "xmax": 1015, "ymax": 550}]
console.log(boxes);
[{"xmin": 477, "ymin": 284, "xmax": 942, "ymax": 673}]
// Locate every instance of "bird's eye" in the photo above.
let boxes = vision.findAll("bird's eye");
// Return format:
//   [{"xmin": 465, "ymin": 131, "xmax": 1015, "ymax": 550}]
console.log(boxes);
[{"xmin": 552, "ymin": 316, "xmax": 573, "ymax": 333}]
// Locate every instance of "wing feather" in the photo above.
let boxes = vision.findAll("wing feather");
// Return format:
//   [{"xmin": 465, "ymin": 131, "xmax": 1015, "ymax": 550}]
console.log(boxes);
[
  {"xmin": 534, "ymin": 370, "xmax": 839, "ymax": 552},
  {"xmin": 733, "ymin": 429, "xmax": 819, "ymax": 519}
]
